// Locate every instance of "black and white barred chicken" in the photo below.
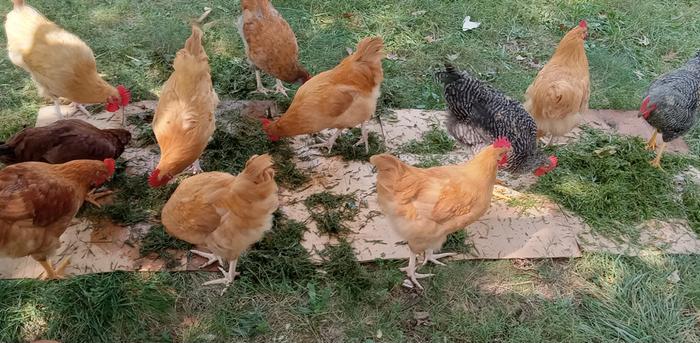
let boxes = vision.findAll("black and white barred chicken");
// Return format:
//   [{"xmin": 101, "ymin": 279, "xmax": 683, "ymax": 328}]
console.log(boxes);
[
  {"xmin": 639, "ymin": 51, "xmax": 700, "ymax": 168},
  {"xmin": 436, "ymin": 63, "xmax": 557, "ymax": 177}
]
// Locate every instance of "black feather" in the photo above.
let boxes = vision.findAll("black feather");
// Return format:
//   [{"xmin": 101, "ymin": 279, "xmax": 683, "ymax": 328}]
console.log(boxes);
[{"xmin": 0, "ymin": 143, "xmax": 16, "ymax": 164}]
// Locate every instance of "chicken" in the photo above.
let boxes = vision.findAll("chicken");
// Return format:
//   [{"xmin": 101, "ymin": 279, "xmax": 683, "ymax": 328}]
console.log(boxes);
[
  {"xmin": 436, "ymin": 63, "xmax": 557, "ymax": 177},
  {"xmin": 262, "ymin": 37, "xmax": 384, "ymax": 153},
  {"xmin": 639, "ymin": 51, "xmax": 700, "ymax": 168},
  {"xmin": 4, "ymin": 0, "xmax": 131, "ymax": 122},
  {"xmin": 524, "ymin": 20, "xmax": 590, "ymax": 146},
  {"xmin": 161, "ymin": 154, "xmax": 279, "ymax": 293},
  {"xmin": 149, "ymin": 25, "xmax": 219, "ymax": 188},
  {"xmin": 370, "ymin": 138, "xmax": 512, "ymax": 289},
  {"xmin": 237, "ymin": 0, "xmax": 311, "ymax": 96},
  {"xmin": 0, "ymin": 119, "xmax": 131, "ymax": 165},
  {"xmin": 0, "ymin": 159, "xmax": 115, "ymax": 279}
]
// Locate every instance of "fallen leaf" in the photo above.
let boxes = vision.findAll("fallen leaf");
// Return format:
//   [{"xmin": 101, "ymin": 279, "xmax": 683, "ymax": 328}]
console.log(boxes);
[
  {"xmin": 667, "ymin": 270, "xmax": 680, "ymax": 284},
  {"xmin": 425, "ymin": 35, "xmax": 437, "ymax": 43},
  {"xmin": 386, "ymin": 53, "xmax": 405, "ymax": 61},
  {"xmin": 633, "ymin": 70, "xmax": 645, "ymax": 80},
  {"xmin": 663, "ymin": 50, "xmax": 678, "ymax": 62},
  {"xmin": 346, "ymin": 47, "xmax": 354, "ymax": 55},
  {"xmin": 462, "ymin": 16, "xmax": 481, "ymax": 31},
  {"xmin": 594, "ymin": 145, "xmax": 618, "ymax": 156},
  {"xmin": 413, "ymin": 311, "xmax": 431, "ymax": 326},
  {"xmin": 447, "ymin": 53, "xmax": 460, "ymax": 61},
  {"xmin": 515, "ymin": 55, "xmax": 526, "ymax": 61},
  {"xmin": 376, "ymin": 329, "xmax": 383, "ymax": 339},
  {"xmin": 411, "ymin": 10, "xmax": 427, "ymax": 16}
]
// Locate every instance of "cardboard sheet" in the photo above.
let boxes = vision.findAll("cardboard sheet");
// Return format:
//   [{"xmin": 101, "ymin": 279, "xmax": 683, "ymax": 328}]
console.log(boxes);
[{"xmin": 1, "ymin": 103, "xmax": 697, "ymax": 278}]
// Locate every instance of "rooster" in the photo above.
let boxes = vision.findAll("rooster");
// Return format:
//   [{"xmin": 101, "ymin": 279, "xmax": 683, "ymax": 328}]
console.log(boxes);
[
  {"xmin": 238, "ymin": 0, "xmax": 311, "ymax": 96},
  {"xmin": 0, "ymin": 159, "xmax": 115, "ymax": 279},
  {"xmin": 0, "ymin": 119, "xmax": 131, "ymax": 165},
  {"xmin": 436, "ymin": 63, "xmax": 557, "ymax": 177},
  {"xmin": 161, "ymin": 154, "xmax": 279, "ymax": 294},
  {"xmin": 4, "ymin": 0, "xmax": 131, "ymax": 123},
  {"xmin": 262, "ymin": 37, "xmax": 384, "ymax": 153},
  {"xmin": 370, "ymin": 138, "xmax": 511, "ymax": 289},
  {"xmin": 524, "ymin": 20, "xmax": 590, "ymax": 146},
  {"xmin": 639, "ymin": 51, "xmax": 700, "ymax": 168},
  {"xmin": 149, "ymin": 25, "xmax": 219, "ymax": 188}
]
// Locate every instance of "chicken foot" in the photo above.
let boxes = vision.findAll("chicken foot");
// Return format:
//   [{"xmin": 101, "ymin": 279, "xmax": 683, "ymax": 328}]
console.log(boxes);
[
  {"xmin": 645, "ymin": 130, "xmax": 659, "ymax": 151},
  {"xmin": 37, "ymin": 258, "xmax": 71, "ymax": 280},
  {"xmin": 190, "ymin": 249, "xmax": 224, "ymax": 269},
  {"xmin": 650, "ymin": 141, "xmax": 666, "ymax": 169},
  {"xmin": 421, "ymin": 249, "xmax": 457, "ymax": 267},
  {"xmin": 400, "ymin": 252, "xmax": 434, "ymax": 290},
  {"xmin": 85, "ymin": 189, "xmax": 114, "ymax": 208},
  {"xmin": 254, "ymin": 70, "xmax": 272, "ymax": 95},
  {"xmin": 203, "ymin": 259, "xmax": 240, "ymax": 295},
  {"xmin": 310, "ymin": 129, "xmax": 343, "ymax": 154},
  {"xmin": 188, "ymin": 159, "xmax": 204, "ymax": 174},
  {"xmin": 69, "ymin": 102, "xmax": 91, "ymax": 116},
  {"xmin": 354, "ymin": 122, "xmax": 370, "ymax": 153},
  {"xmin": 274, "ymin": 79, "xmax": 290, "ymax": 97},
  {"xmin": 53, "ymin": 98, "xmax": 64, "ymax": 120}
]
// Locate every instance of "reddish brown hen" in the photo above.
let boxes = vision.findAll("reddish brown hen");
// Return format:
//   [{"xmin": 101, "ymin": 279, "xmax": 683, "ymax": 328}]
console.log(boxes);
[{"xmin": 0, "ymin": 159, "xmax": 115, "ymax": 279}]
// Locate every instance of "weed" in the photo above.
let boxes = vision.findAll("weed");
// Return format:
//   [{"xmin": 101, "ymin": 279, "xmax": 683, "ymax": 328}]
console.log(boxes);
[
  {"xmin": 304, "ymin": 191, "xmax": 360, "ymax": 235},
  {"xmin": 532, "ymin": 128, "xmax": 700, "ymax": 237},
  {"xmin": 442, "ymin": 229, "xmax": 472, "ymax": 255},
  {"xmin": 325, "ymin": 127, "xmax": 386, "ymax": 162},
  {"xmin": 401, "ymin": 124, "xmax": 455, "ymax": 155},
  {"xmin": 682, "ymin": 182, "xmax": 700, "ymax": 234},
  {"xmin": 139, "ymin": 225, "xmax": 193, "ymax": 269},
  {"xmin": 320, "ymin": 240, "xmax": 373, "ymax": 299}
]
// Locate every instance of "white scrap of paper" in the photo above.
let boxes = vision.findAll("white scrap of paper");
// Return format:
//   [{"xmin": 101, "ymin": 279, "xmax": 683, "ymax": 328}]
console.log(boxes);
[{"xmin": 462, "ymin": 16, "xmax": 481, "ymax": 31}]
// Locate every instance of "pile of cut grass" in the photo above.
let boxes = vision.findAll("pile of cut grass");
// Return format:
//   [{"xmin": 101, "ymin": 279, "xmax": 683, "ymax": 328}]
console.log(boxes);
[
  {"xmin": 401, "ymin": 124, "xmax": 456, "ymax": 155},
  {"xmin": 533, "ymin": 128, "xmax": 700, "ymax": 237},
  {"xmin": 319, "ymin": 240, "xmax": 375, "ymax": 299},
  {"xmin": 304, "ymin": 191, "xmax": 360, "ymax": 235},
  {"xmin": 324, "ymin": 127, "xmax": 386, "ymax": 162},
  {"xmin": 202, "ymin": 110, "xmax": 309, "ymax": 189}
]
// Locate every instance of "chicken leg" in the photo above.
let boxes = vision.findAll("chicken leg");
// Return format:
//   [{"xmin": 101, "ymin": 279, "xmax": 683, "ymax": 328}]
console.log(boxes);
[
  {"xmin": 545, "ymin": 134, "xmax": 557, "ymax": 148},
  {"xmin": 53, "ymin": 98, "xmax": 64, "ymax": 120},
  {"xmin": 69, "ymin": 102, "xmax": 90, "ymax": 116},
  {"xmin": 36, "ymin": 258, "xmax": 71, "ymax": 280},
  {"xmin": 203, "ymin": 259, "xmax": 240, "ymax": 295},
  {"xmin": 190, "ymin": 249, "xmax": 223, "ymax": 269},
  {"xmin": 354, "ymin": 122, "xmax": 370, "ymax": 153},
  {"xmin": 85, "ymin": 189, "xmax": 114, "ymax": 208},
  {"xmin": 274, "ymin": 79, "xmax": 290, "ymax": 97},
  {"xmin": 399, "ymin": 252, "xmax": 434, "ymax": 290},
  {"xmin": 310, "ymin": 129, "xmax": 343, "ymax": 154},
  {"xmin": 421, "ymin": 249, "xmax": 457, "ymax": 266},
  {"xmin": 254, "ymin": 70, "xmax": 271, "ymax": 95},
  {"xmin": 650, "ymin": 141, "xmax": 666, "ymax": 169},
  {"xmin": 189, "ymin": 159, "xmax": 204, "ymax": 174},
  {"xmin": 646, "ymin": 130, "xmax": 659, "ymax": 151}
]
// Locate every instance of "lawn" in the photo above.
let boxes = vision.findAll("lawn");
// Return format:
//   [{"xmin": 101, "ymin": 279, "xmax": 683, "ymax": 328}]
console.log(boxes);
[{"xmin": 1, "ymin": 0, "xmax": 700, "ymax": 342}]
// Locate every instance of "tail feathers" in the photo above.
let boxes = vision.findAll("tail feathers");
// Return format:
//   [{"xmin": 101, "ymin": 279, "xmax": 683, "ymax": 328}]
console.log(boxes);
[
  {"xmin": 184, "ymin": 25, "xmax": 205, "ymax": 56},
  {"xmin": 352, "ymin": 37, "xmax": 384, "ymax": 63},
  {"xmin": 435, "ymin": 63, "xmax": 462, "ymax": 85},
  {"xmin": 240, "ymin": 154, "xmax": 275, "ymax": 184},
  {"xmin": 12, "ymin": 0, "xmax": 24, "ymax": 8},
  {"xmin": 0, "ymin": 143, "xmax": 15, "ymax": 164}
]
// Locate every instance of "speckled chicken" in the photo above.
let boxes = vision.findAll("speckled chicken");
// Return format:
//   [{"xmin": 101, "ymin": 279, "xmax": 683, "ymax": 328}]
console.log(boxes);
[
  {"xmin": 0, "ymin": 119, "xmax": 131, "ymax": 165},
  {"xmin": 639, "ymin": 51, "xmax": 700, "ymax": 168},
  {"xmin": 436, "ymin": 63, "xmax": 557, "ymax": 177}
]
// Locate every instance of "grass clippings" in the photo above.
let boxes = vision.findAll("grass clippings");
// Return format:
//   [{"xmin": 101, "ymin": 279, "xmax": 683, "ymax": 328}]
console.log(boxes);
[
  {"xmin": 533, "ymin": 128, "xmax": 700, "ymax": 237},
  {"xmin": 320, "ymin": 239, "xmax": 374, "ymax": 299},
  {"xmin": 139, "ymin": 225, "xmax": 193, "ymax": 269},
  {"xmin": 325, "ymin": 127, "xmax": 386, "ymax": 162},
  {"xmin": 401, "ymin": 124, "xmax": 456, "ymax": 155},
  {"xmin": 304, "ymin": 191, "xmax": 360, "ymax": 235}
]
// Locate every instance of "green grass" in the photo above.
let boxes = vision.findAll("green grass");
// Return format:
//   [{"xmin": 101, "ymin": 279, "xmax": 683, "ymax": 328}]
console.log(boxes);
[
  {"xmin": 139, "ymin": 224, "xmax": 193, "ymax": 269},
  {"xmin": 303, "ymin": 191, "xmax": 360, "ymax": 235},
  {"xmin": 2, "ymin": 0, "xmax": 700, "ymax": 140},
  {"xmin": 5, "ymin": 254, "xmax": 698, "ymax": 342},
  {"xmin": 533, "ymin": 128, "xmax": 700, "ymax": 237},
  {"xmin": 325, "ymin": 128, "xmax": 386, "ymax": 162}
]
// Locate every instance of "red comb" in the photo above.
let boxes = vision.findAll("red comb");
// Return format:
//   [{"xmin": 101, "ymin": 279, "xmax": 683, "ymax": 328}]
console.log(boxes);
[
  {"xmin": 579, "ymin": 20, "xmax": 587, "ymax": 29},
  {"xmin": 549, "ymin": 155, "xmax": 558, "ymax": 167},
  {"xmin": 260, "ymin": 118, "xmax": 271, "ymax": 128},
  {"xmin": 148, "ymin": 169, "xmax": 161, "ymax": 188},
  {"xmin": 493, "ymin": 137, "xmax": 512, "ymax": 149},
  {"xmin": 640, "ymin": 96, "xmax": 651, "ymax": 112},
  {"xmin": 117, "ymin": 85, "xmax": 131, "ymax": 107},
  {"xmin": 103, "ymin": 158, "xmax": 116, "ymax": 176}
]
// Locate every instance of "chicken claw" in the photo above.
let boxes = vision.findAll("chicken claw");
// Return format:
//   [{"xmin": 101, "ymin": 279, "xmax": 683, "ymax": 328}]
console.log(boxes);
[
  {"xmin": 310, "ymin": 129, "xmax": 343, "ymax": 154},
  {"xmin": 190, "ymin": 249, "xmax": 223, "ymax": 269},
  {"xmin": 254, "ymin": 70, "xmax": 271, "ymax": 95},
  {"xmin": 400, "ymin": 252, "xmax": 434, "ymax": 290},
  {"xmin": 274, "ymin": 79, "xmax": 290, "ymax": 97},
  {"xmin": 203, "ymin": 260, "xmax": 240, "ymax": 295},
  {"xmin": 85, "ymin": 189, "xmax": 114, "ymax": 208},
  {"xmin": 645, "ymin": 130, "xmax": 658, "ymax": 151},
  {"xmin": 189, "ymin": 160, "xmax": 204, "ymax": 174},
  {"xmin": 38, "ymin": 258, "xmax": 71, "ymax": 280},
  {"xmin": 421, "ymin": 250, "xmax": 456, "ymax": 267},
  {"xmin": 354, "ymin": 122, "xmax": 370, "ymax": 153},
  {"xmin": 69, "ymin": 102, "xmax": 90, "ymax": 116}
]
